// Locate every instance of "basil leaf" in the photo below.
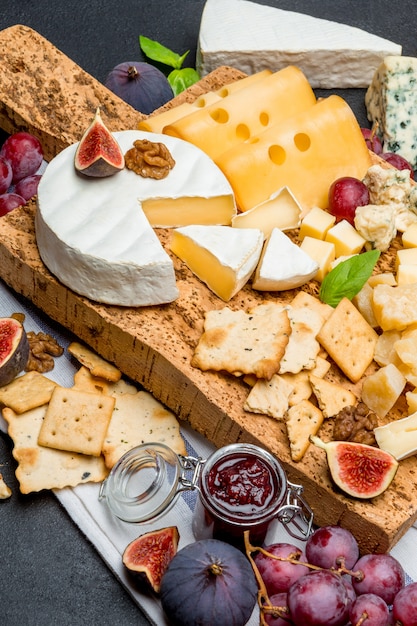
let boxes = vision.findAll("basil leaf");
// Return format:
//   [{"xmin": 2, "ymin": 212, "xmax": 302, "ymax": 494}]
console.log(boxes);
[
  {"xmin": 168, "ymin": 68, "xmax": 201, "ymax": 96},
  {"xmin": 319, "ymin": 249, "xmax": 381, "ymax": 307},
  {"xmin": 139, "ymin": 35, "xmax": 187, "ymax": 70}
]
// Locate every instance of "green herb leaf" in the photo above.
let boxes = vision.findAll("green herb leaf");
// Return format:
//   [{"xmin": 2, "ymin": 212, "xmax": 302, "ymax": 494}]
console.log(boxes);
[
  {"xmin": 319, "ymin": 249, "xmax": 381, "ymax": 307},
  {"xmin": 168, "ymin": 68, "xmax": 201, "ymax": 96},
  {"xmin": 139, "ymin": 35, "xmax": 187, "ymax": 70}
]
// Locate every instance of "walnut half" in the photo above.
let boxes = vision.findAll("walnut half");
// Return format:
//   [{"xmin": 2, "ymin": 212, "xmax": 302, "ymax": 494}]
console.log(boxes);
[
  {"xmin": 26, "ymin": 331, "xmax": 64, "ymax": 373},
  {"xmin": 332, "ymin": 402, "xmax": 378, "ymax": 446},
  {"xmin": 125, "ymin": 139, "xmax": 175, "ymax": 179}
]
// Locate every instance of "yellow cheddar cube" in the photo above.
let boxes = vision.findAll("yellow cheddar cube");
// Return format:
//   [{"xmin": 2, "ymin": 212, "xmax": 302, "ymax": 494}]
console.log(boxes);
[
  {"xmin": 325, "ymin": 220, "xmax": 366, "ymax": 257},
  {"xmin": 406, "ymin": 389, "xmax": 417, "ymax": 414},
  {"xmin": 299, "ymin": 207, "xmax": 336, "ymax": 241},
  {"xmin": 372, "ymin": 283, "xmax": 417, "ymax": 331},
  {"xmin": 299, "ymin": 236, "xmax": 335, "ymax": 282},
  {"xmin": 402, "ymin": 222, "xmax": 417, "ymax": 248},
  {"xmin": 361, "ymin": 363, "xmax": 406, "ymax": 418},
  {"xmin": 397, "ymin": 264, "xmax": 417, "ymax": 285},
  {"xmin": 396, "ymin": 247, "xmax": 417, "ymax": 270}
]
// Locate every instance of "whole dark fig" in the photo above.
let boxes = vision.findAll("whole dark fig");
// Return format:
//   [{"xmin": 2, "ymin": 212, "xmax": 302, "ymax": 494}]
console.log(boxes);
[{"xmin": 105, "ymin": 62, "xmax": 174, "ymax": 114}]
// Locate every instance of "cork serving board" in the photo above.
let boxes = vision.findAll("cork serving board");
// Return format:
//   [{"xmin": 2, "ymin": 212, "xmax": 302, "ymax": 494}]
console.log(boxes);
[{"xmin": 1, "ymin": 25, "xmax": 417, "ymax": 554}]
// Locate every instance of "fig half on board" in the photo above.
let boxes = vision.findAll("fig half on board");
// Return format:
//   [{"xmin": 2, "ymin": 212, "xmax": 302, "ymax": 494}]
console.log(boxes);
[
  {"xmin": 74, "ymin": 108, "xmax": 125, "ymax": 178},
  {"xmin": 122, "ymin": 526, "xmax": 179, "ymax": 594},
  {"xmin": 0, "ymin": 317, "xmax": 29, "ymax": 387},
  {"xmin": 310, "ymin": 435, "xmax": 398, "ymax": 499}
]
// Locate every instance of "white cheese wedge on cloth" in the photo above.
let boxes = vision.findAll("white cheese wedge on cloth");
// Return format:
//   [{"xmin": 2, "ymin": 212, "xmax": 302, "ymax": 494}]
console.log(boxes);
[
  {"xmin": 36, "ymin": 130, "xmax": 236, "ymax": 307},
  {"xmin": 252, "ymin": 228, "xmax": 319, "ymax": 291},
  {"xmin": 170, "ymin": 225, "xmax": 263, "ymax": 301},
  {"xmin": 366, "ymin": 56, "xmax": 417, "ymax": 170},
  {"xmin": 197, "ymin": 0, "xmax": 402, "ymax": 88}
]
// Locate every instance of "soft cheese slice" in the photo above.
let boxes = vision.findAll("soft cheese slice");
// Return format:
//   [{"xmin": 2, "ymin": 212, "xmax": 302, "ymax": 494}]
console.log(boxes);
[
  {"xmin": 232, "ymin": 187, "xmax": 302, "ymax": 237},
  {"xmin": 170, "ymin": 225, "xmax": 263, "ymax": 301},
  {"xmin": 36, "ymin": 130, "xmax": 235, "ymax": 306},
  {"xmin": 366, "ymin": 56, "xmax": 417, "ymax": 169},
  {"xmin": 164, "ymin": 66, "xmax": 316, "ymax": 161},
  {"xmin": 217, "ymin": 95, "xmax": 372, "ymax": 214},
  {"xmin": 252, "ymin": 228, "xmax": 318, "ymax": 291},
  {"xmin": 374, "ymin": 411, "xmax": 417, "ymax": 460},
  {"xmin": 197, "ymin": 0, "xmax": 402, "ymax": 88}
]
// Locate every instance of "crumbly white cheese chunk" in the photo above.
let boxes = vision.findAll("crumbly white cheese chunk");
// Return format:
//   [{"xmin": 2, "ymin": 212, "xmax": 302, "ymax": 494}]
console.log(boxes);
[
  {"xmin": 354, "ymin": 204, "xmax": 396, "ymax": 252},
  {"xmin": 197, "ymin": 0, "xmax": 402, "ymax": 87},
  {"xmin": 366, "ymin": 56, "xmax": 417, "ymax": 169}
]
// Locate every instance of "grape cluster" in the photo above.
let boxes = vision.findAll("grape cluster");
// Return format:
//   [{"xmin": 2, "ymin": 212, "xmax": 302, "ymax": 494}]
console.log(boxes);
[
  {"xmin": 0, "ymin": 131, "xmax": 43, "ymax": 217},
  {"xmin": 253, "ymin": 525, "xmax": 417, "ymax": 626}
]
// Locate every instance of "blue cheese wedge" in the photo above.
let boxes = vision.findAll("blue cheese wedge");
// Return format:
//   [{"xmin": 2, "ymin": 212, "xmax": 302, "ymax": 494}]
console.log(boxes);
[
  {"xmin": 170, "ymin": 225, "xmax": 263, "ymax": 301},
  {"xmin": 366, "ymin": 56, "xmax": 417, "ymax": 169},
  {"xmin": 36, "ymin": 130, "xmax": 236, "ymax": 307},
  {"xmin": 197, "ymin": 0, "xmax": 402, "ymax": 87},
  {"xmin": 252, "ymin": 228, "xmax": 318, "ymax": 291}
]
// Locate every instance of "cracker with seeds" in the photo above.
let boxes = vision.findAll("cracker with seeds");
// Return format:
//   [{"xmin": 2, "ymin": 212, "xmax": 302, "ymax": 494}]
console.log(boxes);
[
  {"xmin": 244, "ymin": 374, "xmax": 294, "ymax": 418},
  {"xmin": 0, "ymin": 370, "xmax": 59, "ymax": 414},
  {"xmin": 285, "ymin": 400, "xmax": 324, "ymax": 461},
  {"xmin": 68, "ymin": 342, "xmax": 121, "ymax": 382},
  {"xmin": 317, "ymin": 297, "xmax": 378, "ymax": 383},
  {"xmin": 309, "ymin": 374, "xmax": 357, "ymax": 418},
  {"xmin": 191, "ymin": 303, "xmax": 291, "ymax": 380},
  {"xmin": 3, "ymin": 405, "xmax": 108, "ymax": 493},
  {"xmin": 38, "ymin": 387, "xmax": 115, "ymax": 457},
  {"xmin": 102, "ymin": 390, "xmax": 186, "ymax": 469}
]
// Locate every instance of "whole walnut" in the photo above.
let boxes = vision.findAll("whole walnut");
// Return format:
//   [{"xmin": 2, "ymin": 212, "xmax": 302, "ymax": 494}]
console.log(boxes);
[{"xmin": 333, "ymin": 402, "xmax": 378, "ymax": 446}]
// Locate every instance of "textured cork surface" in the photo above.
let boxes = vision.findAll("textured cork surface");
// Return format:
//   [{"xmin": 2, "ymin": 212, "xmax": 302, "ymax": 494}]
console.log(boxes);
[{"xmin": 0, "ymin": 25, "xmax": 416, "ymax": 554}]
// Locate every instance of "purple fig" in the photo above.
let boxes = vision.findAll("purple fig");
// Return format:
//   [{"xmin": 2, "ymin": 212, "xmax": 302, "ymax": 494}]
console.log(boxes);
[{"xmin": 105, "ymin": 61, "xmax": 173, "ymax": 114}]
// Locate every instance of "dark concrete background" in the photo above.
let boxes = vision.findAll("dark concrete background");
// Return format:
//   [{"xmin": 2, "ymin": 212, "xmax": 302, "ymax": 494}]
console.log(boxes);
[{"xmin": 0, "ymin": 1, "xmax": 416, "ymax": 624}]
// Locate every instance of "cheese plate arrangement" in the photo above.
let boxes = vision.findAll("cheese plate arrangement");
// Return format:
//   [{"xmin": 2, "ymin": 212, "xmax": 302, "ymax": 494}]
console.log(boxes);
[{"xmin": 2, "ymin": 15, "xmax": 417, "ymax": 568}]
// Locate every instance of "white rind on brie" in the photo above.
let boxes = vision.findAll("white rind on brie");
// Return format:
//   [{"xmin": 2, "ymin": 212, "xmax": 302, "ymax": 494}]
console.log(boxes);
[
  {"xmin": 197, "ymin": 0, "xmax": 402, "ymax": 88},
  {"xmin": 36, "ymin": 130, "xmax": 235, "ymax": 307}
]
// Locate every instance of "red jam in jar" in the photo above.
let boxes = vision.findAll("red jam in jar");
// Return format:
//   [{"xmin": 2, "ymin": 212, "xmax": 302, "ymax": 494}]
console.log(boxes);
[{"xmin": 193, "ymin": 443, "xmax": 287, "ymax": 549}]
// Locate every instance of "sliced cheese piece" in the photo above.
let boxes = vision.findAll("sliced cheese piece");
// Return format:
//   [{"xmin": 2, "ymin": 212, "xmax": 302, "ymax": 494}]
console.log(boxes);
[
  {"xmin": 164, "ymin": 65, "xmax": 316, "ymax": 161},
  {"xmin": 299, "ymin": 207, "xmax": 336, "ymax": 241},
  {"xmin": 325, "ymin": 220, "xmax": 366, "ymax": 257},
  {"xmin": 366, "ymin": 56, "xmax": 417, "ymax": 169},
  {"xmin": 299, "ymin": 237, "xmax": 335, "ymax": 282},
  {"xmin": 170, "ymin": 225, "xmax": 263, "ymax": 301},
  {"xmin": 36, "ymin": 130, "xmax": 235, "ymax": 306},
  {"xmin": 252, "ymin": 228, "xmax": 318, "ymax": 291},
  {"xmin": 197, "ymin": 0, "xmax": 401, "ymax": 87},
  {"xmin": 216, "ymin": 95, "xmax": 372, "ymax": 214},
  {"xmin": 374, "ymin": 411, "xmax": 417, "ymax": 460},
  {"xmin": 232, "ymin": 187, "xmax": 302, "ymax": 236},
  {"xmin": 138, "ymin": 102, "xmax": 201, "ymax": 133},
  {"xmin": 361, "ymin": 363, "xmax": 406, "ymax": 419}
]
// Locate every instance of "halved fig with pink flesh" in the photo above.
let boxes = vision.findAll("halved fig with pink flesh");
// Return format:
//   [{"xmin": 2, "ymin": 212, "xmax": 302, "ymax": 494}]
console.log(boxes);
[
  {"xmin": 0, "ymin": 317, "xmax": 29, "ymax": 387},
  {"xmin": 74, "ymin": 108, "xmax": 124, "ymax": 177},
  {"xmin": 310, "ymin": 435, "xmax": 398, "ymax": 499}
]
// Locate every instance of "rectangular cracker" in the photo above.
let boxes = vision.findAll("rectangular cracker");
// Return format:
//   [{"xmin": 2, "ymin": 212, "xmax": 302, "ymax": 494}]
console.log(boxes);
[
  {"xmin": 0, "ymin": 370, "xmax": 59, "ymax": 414},
  {"xmin": 317, "ymin": 297, "xmax": 378, "ymax": 383},
  {"xmin": 3, "ymin": 405, "xmax": 108, "ymax": 493},
  {"xmin": 38, "ymin": 387, "xmax": 115, "ymax": 457},
  {"xmin": 191, "ymin": 303, "xmax": 291, "ymax": 380},
  {"xmin": 102, "ymin": 390, "xmax": 186, "ymax": 469},
  {"xmin": 68, "ymin": 341, "xmax": 121, "ymax": 382}
]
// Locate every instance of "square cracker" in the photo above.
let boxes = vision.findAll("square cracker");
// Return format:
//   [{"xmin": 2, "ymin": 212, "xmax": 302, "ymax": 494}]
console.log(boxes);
[
  {"xmin": 3, "ymin": 405, "xmax": 108, "ymax": 493},
  {"xmin": 317, "ymin": 298, "xmax": 378, "ymax": 383},
  {"xmin": 0, "ymin": 371, "xmax": 59, "ymax": 414},
  {"xmin": 102, "ymin": 390, "xmax": 186, "ymax": 469},
  {"xmin": 68, "ymin": 342, "xmax": 121, "ymax": 382},
  {"xmin": 285, "ymin": 400, "xmax": 324, "ymax": 462},
  {"xmin": 38, "ymin": 387, "xmax": 115, "ymax": 457},
  {"xmin": 191, "ymin": 303, "xmax": 291, "ymax": 380}
]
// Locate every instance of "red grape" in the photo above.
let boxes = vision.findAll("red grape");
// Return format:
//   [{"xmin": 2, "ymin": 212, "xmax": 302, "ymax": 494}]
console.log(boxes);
[
  {"xmin": 265, "ymin": 592, "xmax": 293, "ymax": 626},
  {"xmin": 305, "ymin": 526, "xmax": 359, "ymax": 570},
  {"xmin": 0, "ymin": 131, "xmax": 43, "ymax": 183},
  {"xmin": 254, "ymin": 543, "xmax": 310, "ymax": 595},
  {"xmin": 349, "ymin": 593, "xmax": 389, "ymax": 626},
  {"xmin": 361, "ymin": 128, "xmax": 383, "ymax": 155},
  {"xmin": 287, "ymin": 570, "xmax": 350, "ymax": 626},
  {"xmin": 392, "ymin": 582, "xmax": 417, "ymax": 626},
  {"xmin": 0, "ymin": 155, "xmax": 12, "ymax": 194},
  {"xmin": 328, "ymin": 177, "xmax": 370, "ymax": 225},
  {"xmin": 352, "ymin": 553, "xmax": 405, "ymax": 605},
  {"xmin": 14, "ymin": 174, "xmax": 42, "ymax": 201},
  {"xmin": 381, "ymin": 152, "xmax": 415, "ymax": 179},
  {"xmin": 0, "ymin": 192, "xmax": 25, "ymax": 216}
]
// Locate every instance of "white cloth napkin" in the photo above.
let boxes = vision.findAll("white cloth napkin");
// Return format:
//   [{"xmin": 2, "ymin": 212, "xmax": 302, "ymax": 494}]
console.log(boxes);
[{"xmin": 1, "ymin": 278, "xmax": 416, "ymax": 626}]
